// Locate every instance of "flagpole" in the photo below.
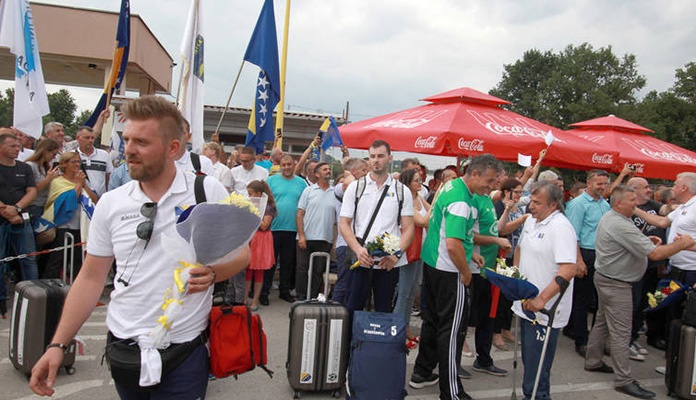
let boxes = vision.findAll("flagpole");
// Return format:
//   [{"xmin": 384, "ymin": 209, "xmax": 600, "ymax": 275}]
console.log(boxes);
[
  {"xmin": 214, "ymin": 59, "xmax": 246, "ymax": 136},
  {"xmin": 273, "ymin": 0, "xmax": 291, "ymax": 150}
]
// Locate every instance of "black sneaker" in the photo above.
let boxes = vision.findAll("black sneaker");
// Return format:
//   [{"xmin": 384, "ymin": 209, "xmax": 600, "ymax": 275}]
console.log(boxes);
[
  {"xmin": 456, "ymin": 391, "xmax": 473, "ymax": 400},
  {"xmin": 458, "ymin": 366, "xmax": 471, "ymax": 379},
  {"xmin": 472, "ymin": 360, "xmax": 508, "ymax": 377},
  {"xmin": 279, "ymin": 292, "xmax": 296, "ymax": 303},
  {"xmin": 409, "ymin": 372, "xmax": 439, "ymax": 389},
  {"xmin": 259, "ymin": 295, "xmax": 270, "ymax": 306}
]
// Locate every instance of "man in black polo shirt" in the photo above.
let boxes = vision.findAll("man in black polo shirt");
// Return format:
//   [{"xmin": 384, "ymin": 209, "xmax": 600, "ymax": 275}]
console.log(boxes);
[{"xmin": 0, "ymin": 131, "xmax": 38, "ymax": 317}]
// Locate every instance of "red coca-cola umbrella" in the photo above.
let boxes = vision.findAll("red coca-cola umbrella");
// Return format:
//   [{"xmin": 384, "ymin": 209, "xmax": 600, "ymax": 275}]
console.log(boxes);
[
  {"xmin": 568, "ymin": 115, "xmax": 696, "ymax": 180},
  {"xmin": 340, "ymin": 87, "xmax": 604, "ymax": 170}
]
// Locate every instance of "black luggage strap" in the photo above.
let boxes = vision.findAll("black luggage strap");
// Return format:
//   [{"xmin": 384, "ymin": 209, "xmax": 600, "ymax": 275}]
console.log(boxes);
[
  {"xmin": 356, "ymin": 184, "xmax": 389, "ymax": 247},
  {"xmin": 194, "ymin": 175, "xmax": 206, "ymax": 204}
]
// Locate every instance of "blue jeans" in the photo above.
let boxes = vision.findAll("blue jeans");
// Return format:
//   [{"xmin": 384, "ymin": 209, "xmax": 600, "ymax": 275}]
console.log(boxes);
[
  {"xmin": 520, "ymin": 318, "xmax": 560, "ymax": 400},
  {"xmin": 0, "ymin": 221, "xmax": 39, "ymax": 300},
  {"xmin": 393, "ymin": 259, "xmax": 422, "ymax": 328},
  {"xmin": 330, "ymin": 246, "xmax": 351, "ymax": 305},
  {"xmin": 114, "ymin": 343, "xmax": 209, "ymax": 400}
]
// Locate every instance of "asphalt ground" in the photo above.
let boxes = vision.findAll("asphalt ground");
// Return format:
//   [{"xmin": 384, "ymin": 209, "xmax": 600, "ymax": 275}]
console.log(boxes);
[{"xmin": 0, "ymin": 287, "xmax": 676, "ymax": 400}]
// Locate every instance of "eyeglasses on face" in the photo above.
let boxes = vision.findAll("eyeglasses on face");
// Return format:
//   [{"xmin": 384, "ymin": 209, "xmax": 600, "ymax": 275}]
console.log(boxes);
[{"xmin": 136, "ymin": 202, "xmax": 158, "ymax": 243}]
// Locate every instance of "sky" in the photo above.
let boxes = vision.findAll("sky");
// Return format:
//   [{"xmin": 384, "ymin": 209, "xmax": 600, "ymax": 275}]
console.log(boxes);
[{"xmin": 2, "ymin": 0, "xmax": 696, "ymax": 168}]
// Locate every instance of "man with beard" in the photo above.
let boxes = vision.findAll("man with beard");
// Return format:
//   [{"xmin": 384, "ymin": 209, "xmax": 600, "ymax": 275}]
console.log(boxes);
[{"xmin": 30, "ymin": 96, "xmax": 250, "ymax": 398}]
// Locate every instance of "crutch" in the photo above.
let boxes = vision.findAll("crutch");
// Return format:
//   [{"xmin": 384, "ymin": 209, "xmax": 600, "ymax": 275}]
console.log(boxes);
[{"xmin": 531, "ymin": 283, "xmax": 569, "ymax": 400}]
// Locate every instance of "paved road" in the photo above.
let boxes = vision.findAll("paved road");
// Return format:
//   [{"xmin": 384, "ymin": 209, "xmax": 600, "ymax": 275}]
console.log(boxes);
[{"xmin": 0, "ymin": 289, "xmax": 674, "ymax": 399}]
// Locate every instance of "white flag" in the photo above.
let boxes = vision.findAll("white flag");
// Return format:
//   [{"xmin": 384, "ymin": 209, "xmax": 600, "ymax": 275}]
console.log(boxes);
[
  {"xmin": 545, "ymin": 130, "xmax": 556, "ymax": 146},
  {"xmin": 178, "ymin": 0, "xmax": 205, "ymax": 154},
  {"xmin": 0, "ymin": 0, "xmax": 50, "ymax": 139},
  {"xmin": 518, "ymin": 153, "xmax": 532, "ymax": 167}
]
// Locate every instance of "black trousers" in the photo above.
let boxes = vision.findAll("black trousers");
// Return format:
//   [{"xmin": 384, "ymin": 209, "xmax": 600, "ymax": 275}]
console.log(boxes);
[
  {"xmin": 295, "ymin": 240, "xmax": 332, "ymax": 300},
  {"xmin": 469, "ymin": 274, "xmax": 495, "ymax": 367},
  {"xmin": 569, "ymin": 248, "xmax": 597, "ymax": 346},
  {"xmin": 413, "ymin": 265, "xmax": 469, "ymax": 400},
  {"xmin": 262, "ymin": 231, "xmax": 297, "ymax": 297}
]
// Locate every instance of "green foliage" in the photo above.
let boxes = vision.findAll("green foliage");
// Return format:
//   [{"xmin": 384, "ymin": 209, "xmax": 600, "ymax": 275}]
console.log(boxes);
[
  {"xmin": 0, "ymin": 88, "xmax": 13, "ymax": 127},
  {"xmin": 44, "ymin": 89, "xmax": 78, "ymax": 133},
  {"xmin": 490, "ymin": 43, "xmax": 646, "ymax": 128}
]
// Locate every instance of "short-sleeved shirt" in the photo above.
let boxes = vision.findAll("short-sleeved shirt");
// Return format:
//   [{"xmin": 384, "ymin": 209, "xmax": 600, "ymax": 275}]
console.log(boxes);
[
  {"xmin": 631, "ymin": 200, "xmax": 667, "ymax": 269},
  {"xmin": 108, "ymin": 163, "xmax": 131, "ymax": 191},
  {"xmin": 267, "ymin": 174, "xmax": 307, "ymax": 232},
  {"xmin": 175, "ymin": 151, "xmax": 215, "ymax": 176},
  {"xmin": 26, "ymin": 161, "xmax": 49, "ymax": 207},
  {"xmin": 211, "ymin": 162, "xmax": 233, "ymax": 191},
  {"xmin": 468, "ymin": 194, "xmax": 499, "ymax": 274},
  {"xmin": 0, "ymin": 161, "xmax": 36, "ymax": 224},
  {"xmin": 340, "ymin": 174, "xmax": 414, "ymax": 268},
  {"xmin": 231, "ymin": 164, "xmax": 269, "ymax": 195},
  {"xmin": 421, "ymin": 178, "xmax": 477, "ymax": 273},
  {"xmin": 297, "ymin": 184, "xmax": 336, "ymax": 243},
  {"xmin": 667, "ymin": 195, "xmax": 696, "ymax": 271},
  {"xmin": 78, "ymin": 147, "xmax": 114, "ymax": 197},
  {"xmin": 595, "ymin": 209, "xmax": 656, "ymax": 282},
  {"xmin": 512, "ymin": 211, "xmax": 577, "ymax": 328},
  {"xmin": 565, "ymin": 191, "xmax": 610, "ymax": 250},
  {"xmin": 87, "ymin": 170, "xmax": 229, "ymax": 342}
]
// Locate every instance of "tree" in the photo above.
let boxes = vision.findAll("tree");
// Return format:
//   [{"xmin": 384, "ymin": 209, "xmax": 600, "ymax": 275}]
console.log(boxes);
[
  {"xmin": 0, "ymin": 88, "xmax": 13, "ymax": 127},
  {"xmin": 490, "ymin": 43, "xmax": 646, "ymax": 128},
  {"xmin": 44, "ymin": 89, "xmax": 78, "ymax": 130}
]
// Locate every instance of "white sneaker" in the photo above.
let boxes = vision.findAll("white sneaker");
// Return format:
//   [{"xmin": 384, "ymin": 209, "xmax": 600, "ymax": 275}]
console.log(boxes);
[
  {"xmin": 629, "ymin": 343, "xmax": 646, "ymax": 361},
  {"xmin": 632, "ymin": 341, "xmax": 649, "ymax": 355},
  {"xmin": 655, "ymin": 366, "xmax": 666, "ymax": 375}
]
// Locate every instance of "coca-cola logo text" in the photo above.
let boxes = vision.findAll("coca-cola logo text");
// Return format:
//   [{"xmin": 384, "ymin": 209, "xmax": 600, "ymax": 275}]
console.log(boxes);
[
  {"xmin": 592, "ymin": 153, "xmax": 614, "ymax": 165},
  {"xmin": 414, "ymin": 136, "xmax": 437, "ymax": 149},
  {"xmin": 458, "ymin": 138, "xmax": 485, "ymax": 152}
]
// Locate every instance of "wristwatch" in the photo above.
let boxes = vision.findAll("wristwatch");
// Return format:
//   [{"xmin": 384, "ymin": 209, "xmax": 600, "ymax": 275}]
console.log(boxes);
[
  {"xmin": 14, "ymin": 205, "xmax": 23, "ymax": 213},
  {"xmin": 46, "ymin": 342, "xmax": 68, "ymax": 352}
]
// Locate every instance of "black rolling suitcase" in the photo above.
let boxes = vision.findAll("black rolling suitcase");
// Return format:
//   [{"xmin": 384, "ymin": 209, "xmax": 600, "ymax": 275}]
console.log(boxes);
[
  {"xmin": 666, "ymin": 318, "xmax": 696, "ymax": 399},
  {"xmin": 9, "ymin": 279, "xmax": 77, "ymax": 376},
  {"xmin": 286, "ymin": 252, "xmax": 349, "ymax": 399}
]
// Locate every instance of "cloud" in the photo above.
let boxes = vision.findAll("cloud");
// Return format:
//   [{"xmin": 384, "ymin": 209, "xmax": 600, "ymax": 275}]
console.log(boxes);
[{"xmin": 4, "ymin": 0, "xmax": 696, "ymax": 124}]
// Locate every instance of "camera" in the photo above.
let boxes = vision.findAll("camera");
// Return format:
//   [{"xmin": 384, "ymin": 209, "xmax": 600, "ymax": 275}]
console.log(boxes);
[{"xmin": 629, "ymin": 164, "xmax": 637, "ymax": 171}]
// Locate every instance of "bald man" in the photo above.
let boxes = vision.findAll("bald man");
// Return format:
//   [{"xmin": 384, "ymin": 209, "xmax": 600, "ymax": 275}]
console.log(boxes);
[{"xmin": 626, "ymin": 177, "xmax": 669, "ymax": 352}]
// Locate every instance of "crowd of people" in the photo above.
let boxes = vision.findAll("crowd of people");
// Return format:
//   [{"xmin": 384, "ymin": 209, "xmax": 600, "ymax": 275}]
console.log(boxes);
[{"xmin": 1, "ymin": 95, "xmax": 695, "ymax": 399}]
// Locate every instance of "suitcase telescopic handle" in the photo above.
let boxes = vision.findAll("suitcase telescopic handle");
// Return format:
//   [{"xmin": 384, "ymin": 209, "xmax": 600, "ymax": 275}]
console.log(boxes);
[
  {"xmin": 307, "ymin": 252, "xmax": 332, "ymax": 301},
  {"xmin": 63, "ymin": 232, "xmax": 75, "ymax": 283}
]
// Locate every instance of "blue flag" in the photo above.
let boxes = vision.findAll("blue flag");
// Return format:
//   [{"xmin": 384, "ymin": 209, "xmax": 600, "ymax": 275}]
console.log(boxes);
[
  {"xmin": 320, "ymin": 116, "xmax": 344, "ymax": 151},
  {"xmin": 244, "ymin": 0, "xmax": 280, "ymax": 155},
  {"xmin": 85, "ymin": 0, "xmax": 130, "ymax": 127}
]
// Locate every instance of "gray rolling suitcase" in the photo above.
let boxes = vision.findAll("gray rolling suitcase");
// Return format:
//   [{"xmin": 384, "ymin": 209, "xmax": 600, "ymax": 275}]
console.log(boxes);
[
  {"xmin": 9, "ymin": 279, "xmax": 77, "ymax": 376},
  {"xmin": 667, "ymin": 320, "xmax": 696, "ymax": 399},
  {"xmin": 286, "ymin": 252, "xmax": 349, "ymax": 399}
]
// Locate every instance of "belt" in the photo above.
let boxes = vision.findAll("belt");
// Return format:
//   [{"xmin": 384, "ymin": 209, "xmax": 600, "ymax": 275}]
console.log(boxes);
[{"xmin": 597, "ymin": 272, "xmax": 633, "ymax": 285}]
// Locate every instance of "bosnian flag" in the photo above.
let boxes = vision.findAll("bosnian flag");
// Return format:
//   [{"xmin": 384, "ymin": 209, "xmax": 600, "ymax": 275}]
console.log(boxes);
[
  {"xmin": 178, "ymin": 0, "xmax": 205, "ymax": 154},
  {"xmin": 85, "ymin": 0, "xmax": 130, "ymax": 127},
  {"xmin": 244, "ymin": 0, "xmax": 280, "ymax": 155},
  {"xmin": 0, "ymin": 0, "xmax": 50, "ymax": 139},
  {"xmin": 320, "ymin": 116, "xmax": 343, "ymax": 151}
]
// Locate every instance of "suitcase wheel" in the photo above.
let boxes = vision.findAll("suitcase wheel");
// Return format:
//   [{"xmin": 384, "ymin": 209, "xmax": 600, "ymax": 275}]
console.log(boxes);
[
  {"xmin": 292, "ymin": 390, "xmax": 300, "ymax": 399},
  {"xmin": 65, "ymin": 366, "xmax": 75, "ymax": 375},
  {"xmin": 331, "ymin": 389, "xmax": 341, "ymax": 398}
]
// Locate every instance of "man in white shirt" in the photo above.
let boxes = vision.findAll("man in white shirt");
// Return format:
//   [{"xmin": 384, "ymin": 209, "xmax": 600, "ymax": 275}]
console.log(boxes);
[
  {"xmin": 76, "ymin": 126, "xmax": 113, "ymax": 197},
  {"xmin": 203, "ymin": 142, "xmax": 233, "ymax": 191},
  {"xmin": 231, "ymin": 146, "xmax": 269, "ymax": 195},
  {"xmin": 29, "ymin": 95, "xmax": 250, "ymax": 398},
  {"xmin": 340, "ymin": 140, "xmax": 414, "ymax": 313},
  {"xmin": 512, "ymin": 181, "xmax": 578, "ymax": 400}
]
